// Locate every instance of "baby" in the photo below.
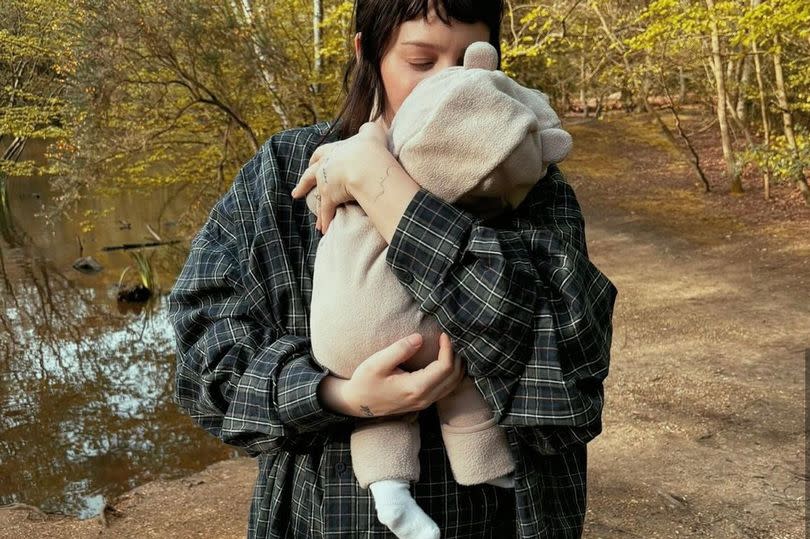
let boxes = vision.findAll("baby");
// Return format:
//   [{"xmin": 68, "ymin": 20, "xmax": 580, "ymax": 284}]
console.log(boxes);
[{"xmin": 304, "ymin": 41, "xmax": 572, "ymax": 539}]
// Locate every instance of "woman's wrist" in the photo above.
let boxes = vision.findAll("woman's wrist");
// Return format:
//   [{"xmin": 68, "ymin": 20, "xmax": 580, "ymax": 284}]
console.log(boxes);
[
  {"xmin": 346, "ymin": 146, "xmax": 421, "ymax": 244},
  {"xmin": 318, "ymin": 374, "xmax": 358, "ymax": 417},
  {"xmin": 344, "ymin": 141, "xmax": 392, "ymax": 192}
]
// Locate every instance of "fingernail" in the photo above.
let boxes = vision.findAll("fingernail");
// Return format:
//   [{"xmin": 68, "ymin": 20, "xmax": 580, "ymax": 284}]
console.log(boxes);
[{"xmin": 407, "ymin": 334, "xmax": 421, "ymax": 346}]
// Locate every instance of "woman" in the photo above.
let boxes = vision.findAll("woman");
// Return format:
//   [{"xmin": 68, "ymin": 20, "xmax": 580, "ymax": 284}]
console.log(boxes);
[{"xmin": 168, "ymin": 1, "xmax": 618, "ymax": 538}]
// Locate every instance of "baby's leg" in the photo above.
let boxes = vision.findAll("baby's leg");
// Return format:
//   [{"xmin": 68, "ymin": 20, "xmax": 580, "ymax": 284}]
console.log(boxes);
[
  {"xmin": 351, "ymin": 413, "xmax": 439, "ymax": 539},
  {"xmin": 436, "ymin": 376, "xmax": 516, "ymax": 487}
]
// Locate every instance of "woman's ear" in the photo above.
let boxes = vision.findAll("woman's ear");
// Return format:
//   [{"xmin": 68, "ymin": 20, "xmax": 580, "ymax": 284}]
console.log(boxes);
[{"xmin": 354, "ymin": 32, "xmax": 361, "ymax": 62}]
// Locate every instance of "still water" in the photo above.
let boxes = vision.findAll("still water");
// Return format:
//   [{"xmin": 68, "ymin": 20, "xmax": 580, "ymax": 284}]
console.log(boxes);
[{"xmin": 0, "ymin": 146, "xmax": 241, "ymax": 518}]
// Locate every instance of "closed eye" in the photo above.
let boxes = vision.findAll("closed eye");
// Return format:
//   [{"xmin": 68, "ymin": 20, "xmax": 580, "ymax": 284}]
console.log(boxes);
[{"xmin": 410, "ymin": 62, "xmax": 434, "ymax": 70}]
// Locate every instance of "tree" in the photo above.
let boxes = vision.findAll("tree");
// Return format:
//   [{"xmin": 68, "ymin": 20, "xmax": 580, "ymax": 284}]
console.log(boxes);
[
  {"xmin": 0, "ymin": 0, "xmax": 78, "ymax": 178},
  {"xmin": 736, "ymin": 0, "xmax": 810, "ymax": 204},
  {"xmin": 705, "ymin": 0, "xmax": 743, "ymax": 193},
  {"xmin": 49, "ymin": 0, "xmax": 355, "ymax": 225}
]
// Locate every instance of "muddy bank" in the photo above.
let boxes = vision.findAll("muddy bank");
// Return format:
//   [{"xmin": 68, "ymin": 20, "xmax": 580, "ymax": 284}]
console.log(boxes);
[{"xmin": 0, "ymin": 458, "xmax": 255, "ymax": 538}]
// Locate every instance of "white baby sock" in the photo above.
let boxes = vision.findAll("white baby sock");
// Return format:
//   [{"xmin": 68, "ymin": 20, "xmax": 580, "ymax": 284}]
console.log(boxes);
[
  {"xmin": 368, "ymin": 479, "xmax": 440, "ymax": 539},
  {"xmin": 484, "ymin": 471, "xmax": 516, "ymax": 489}
]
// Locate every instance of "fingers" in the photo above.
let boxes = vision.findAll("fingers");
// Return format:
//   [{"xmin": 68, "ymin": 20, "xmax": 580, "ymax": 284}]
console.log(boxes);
[
  {"xmin": 315, "ymin": 191, "xmax": 324, "ymax": 232},
  {"xmin": 447, "ymin": 335, "xmax": 465, "ymax": 384},
  {"xmin": 446, "ymin": 358, "xmax": 466, "ymax": 397},
  {"xmin": 409, "ymin": 332, "xmax": 464, "ymax": 407},
  {"xmin": 304, "ymin": 187, "xmax": 321, "ymax": 216},
  {"xmin": 308, "ymin": 143, "xmax": 331, "ymax": 166},
  {"xmin": 435, "ymin": 332, "xmax": 456, "ymax": 373},
  {"xmin": 321, "ymin": 203, "xmax": 337, "ymax": 234},
  {"xmin": 371, "ymin": 333, "xmax": 423, "ymax": 375},
  {"xmin": 297, "ymin": 141, "xmax": 337, "ymax": 196},
  {"xmin": 292, "ymin": 163, "xmax": 317, "ymax": 198},
  {"xmin": 428, "ymin": 333, "xmax": 465, "ymax": 400}
]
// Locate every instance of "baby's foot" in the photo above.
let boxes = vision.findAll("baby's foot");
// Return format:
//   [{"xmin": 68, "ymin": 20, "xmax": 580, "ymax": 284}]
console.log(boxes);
[
  {"xmin": 369, "ymin": 479, "xmax": 440, "ymax": 539},
  {"xmin": 484, "ymin": 471, "xmax": 515, "ymax": 489}
]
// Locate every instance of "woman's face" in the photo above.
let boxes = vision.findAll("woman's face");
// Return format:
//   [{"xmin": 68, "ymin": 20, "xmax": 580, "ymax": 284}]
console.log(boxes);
[{"xmin": 355, "ymin": 10, "xmax": 491, "ymax": 127}]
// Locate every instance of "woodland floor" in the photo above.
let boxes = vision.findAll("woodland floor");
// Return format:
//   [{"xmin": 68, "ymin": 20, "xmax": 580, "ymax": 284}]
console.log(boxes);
[{"xmin": 1, "ymin": 113, "xmax": 806, "ymax": 538}]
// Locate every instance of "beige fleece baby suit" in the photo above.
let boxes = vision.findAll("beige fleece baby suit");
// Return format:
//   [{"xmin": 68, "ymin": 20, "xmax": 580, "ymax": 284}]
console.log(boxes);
[{"xmin": 305, "ymin": 41, "xmax": 572, "ymax": 489}]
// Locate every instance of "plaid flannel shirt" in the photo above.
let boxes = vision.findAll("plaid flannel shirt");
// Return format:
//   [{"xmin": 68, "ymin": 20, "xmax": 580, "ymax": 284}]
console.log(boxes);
[{"xmin": 168, "ymin": 121, "xmax": 618, "ymax": 538}]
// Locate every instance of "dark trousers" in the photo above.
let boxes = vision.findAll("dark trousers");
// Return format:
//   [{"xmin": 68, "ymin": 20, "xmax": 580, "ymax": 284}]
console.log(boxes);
[{"xmin": 489, "ymin": 486, "xmax": 518, "ymax": 537}]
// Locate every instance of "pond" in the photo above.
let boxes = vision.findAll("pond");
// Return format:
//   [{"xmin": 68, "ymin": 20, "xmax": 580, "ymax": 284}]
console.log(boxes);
[{"xmin": 0, "ymin": 142, "xmax": 241, "ymax": 519}]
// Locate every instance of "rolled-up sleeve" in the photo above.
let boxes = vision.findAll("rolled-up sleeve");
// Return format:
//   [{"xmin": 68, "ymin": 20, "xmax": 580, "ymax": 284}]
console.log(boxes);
[
  {"xmin": 168, "ymin": 148, "xmax": 354, "ymax": 458},
  {"xmin": 385, "ymin": 164, "xmax": 618, "ymax": 454}
]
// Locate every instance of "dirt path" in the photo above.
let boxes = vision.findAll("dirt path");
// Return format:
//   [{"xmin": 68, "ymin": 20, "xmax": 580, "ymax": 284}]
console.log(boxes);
[
  {"xmin": 1, "ymin": 115, "xmax": 806, "ymax": 538},
  {"xmin": 569, "ymin": 116, "xmax": 807, "ymax": 538}
]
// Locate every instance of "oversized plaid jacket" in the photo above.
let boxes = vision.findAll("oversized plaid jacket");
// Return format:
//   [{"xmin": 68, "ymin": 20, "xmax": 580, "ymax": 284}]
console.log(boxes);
[{"xmin": 168, "ymin": 120, "xmax": 618, "ymax": 538}]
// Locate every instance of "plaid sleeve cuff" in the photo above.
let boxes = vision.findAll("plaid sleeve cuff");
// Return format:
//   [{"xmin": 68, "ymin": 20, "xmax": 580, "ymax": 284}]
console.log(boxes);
[
  {"xmin": 385, "ymin": 187, "xmax": 476, "ymax": 314},
  {"xmin": 277, "ymin": 354, "xmax": 355, "ymax": 433},
  {"xmin": 515, "ymin": 421, "xmax": 602, "ymax": 455}
]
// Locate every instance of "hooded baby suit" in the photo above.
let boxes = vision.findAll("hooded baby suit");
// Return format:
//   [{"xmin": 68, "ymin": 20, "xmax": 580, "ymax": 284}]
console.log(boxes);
[{"xmin": 305, "ymin": 41, "xmax": 573, "ymax": 489}]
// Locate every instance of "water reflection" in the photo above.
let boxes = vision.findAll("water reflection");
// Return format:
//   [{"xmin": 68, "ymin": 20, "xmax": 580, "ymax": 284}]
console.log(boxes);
[{"xmin": 0, "ymin": 154, "xmax": 241, "ymax": 519}]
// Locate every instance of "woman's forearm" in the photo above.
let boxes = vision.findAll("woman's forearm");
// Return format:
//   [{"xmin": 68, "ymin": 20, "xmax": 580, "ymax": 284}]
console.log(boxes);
[{"xmin": 346, "ymin": 149, "xmax": 420, "ymax": 245}]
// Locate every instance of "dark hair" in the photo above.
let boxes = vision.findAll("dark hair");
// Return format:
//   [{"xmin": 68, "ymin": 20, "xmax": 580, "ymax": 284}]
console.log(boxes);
[{"xmin": 317, "ymin": 0, "xmax": 504, "ymax": 144}]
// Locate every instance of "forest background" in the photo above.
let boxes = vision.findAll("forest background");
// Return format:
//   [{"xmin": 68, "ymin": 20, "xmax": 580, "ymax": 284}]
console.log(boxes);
[
  {"xmin": 2, "ymin": 0, "xmax": 809, "ymax": 226},
  {"xmin": 0, "ymin": 1, "xmax": 808, "ymax": 536}
]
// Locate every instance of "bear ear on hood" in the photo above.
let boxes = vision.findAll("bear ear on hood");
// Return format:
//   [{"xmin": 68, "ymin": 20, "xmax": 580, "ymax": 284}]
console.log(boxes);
[
  {"xmin": 521, "ymin": 88, "xmax": 573, "ymax": 163},
  {"xmin": 463, "ymin": 41, "xmax": 498, "ymax": 71},
  {"xmin": 540, "ymin": 128, "xmax": 573, "ymax": 164}
]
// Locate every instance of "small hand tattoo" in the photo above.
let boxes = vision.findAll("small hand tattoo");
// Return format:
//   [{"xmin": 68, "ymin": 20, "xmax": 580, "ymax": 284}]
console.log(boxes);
[
  {"xmin": 321, "ymin": 155, "xmax": 331, "ymax": 184},
  {"xmin": 360, "ymin": 405, "xmax": 374, "ymax": 417},
  {"xmin": 373, "ymin": 165, "xmax": 392, "ymax": 202}
]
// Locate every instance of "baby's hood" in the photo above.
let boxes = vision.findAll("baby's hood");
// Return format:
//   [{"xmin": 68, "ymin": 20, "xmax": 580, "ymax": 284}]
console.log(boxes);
[{"xmin": 387, "ymin": 41, "xmax": 572, "ymax": 211}]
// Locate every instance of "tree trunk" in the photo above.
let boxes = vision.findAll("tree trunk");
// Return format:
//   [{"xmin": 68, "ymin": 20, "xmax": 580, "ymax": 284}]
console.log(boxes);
[
  {"xmin": 725, "ymin": 91, "xmax": 754, "ymax": 147},
  {"xmin": 705, "ymin": 0, "xmax": 742, "ymax": 193},
  {"xmin": 312, "ymin": 0, "xmax": 322, "ymax": 95},
  {"xmin": 752, "ymin": 45, "xmax": 771, "ymax": 199},
  {"xmin": 750, "ymin": 0, "xmax": 771, "ymax": 200},
  {"xmin": 1, "ymin": 136, "xmax": 26, "ymax": 162},
  {"xmin": 736, "ymin": 52, "xmax": 751, "ymax": 123},
  {"xmin": 559, "ymin": 81, "xmax": 570, "ymax": 114},
  {"xmin": 659, "ymin": 69, "xmax": 711, "ymax": 191},
  {"xmin": 229, "ymin": 0, "xmax": 291, "ymax": 129},
  {"xmin": 772, "ymin": 36, "xmax": 810, "ymax": 205},
  {"xmin": 591, "ymin": 3, "xmax": 708, "ymax": 187},
  {"xmin": 580, "ymin": 22, "xmax": 589, "ymax": 118}
]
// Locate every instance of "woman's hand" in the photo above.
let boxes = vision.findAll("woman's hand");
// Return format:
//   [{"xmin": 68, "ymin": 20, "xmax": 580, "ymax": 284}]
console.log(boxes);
[
  {"xmin": 321, "ymin": 332, "xmax": 465, "ymax": 418},
  {"xmin": 291, "ymin": 117, "xmax": 390, "ymax": 234}
]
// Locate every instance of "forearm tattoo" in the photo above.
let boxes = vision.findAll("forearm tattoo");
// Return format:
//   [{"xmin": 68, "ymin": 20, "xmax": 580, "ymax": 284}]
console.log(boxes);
[
  {"xmin": 373, "ymin": 165, "xmax": 392, "ymax": 202},
  {"xmin": 360, "ymin": 405, "xmax": 374, "ymax": 417}
]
